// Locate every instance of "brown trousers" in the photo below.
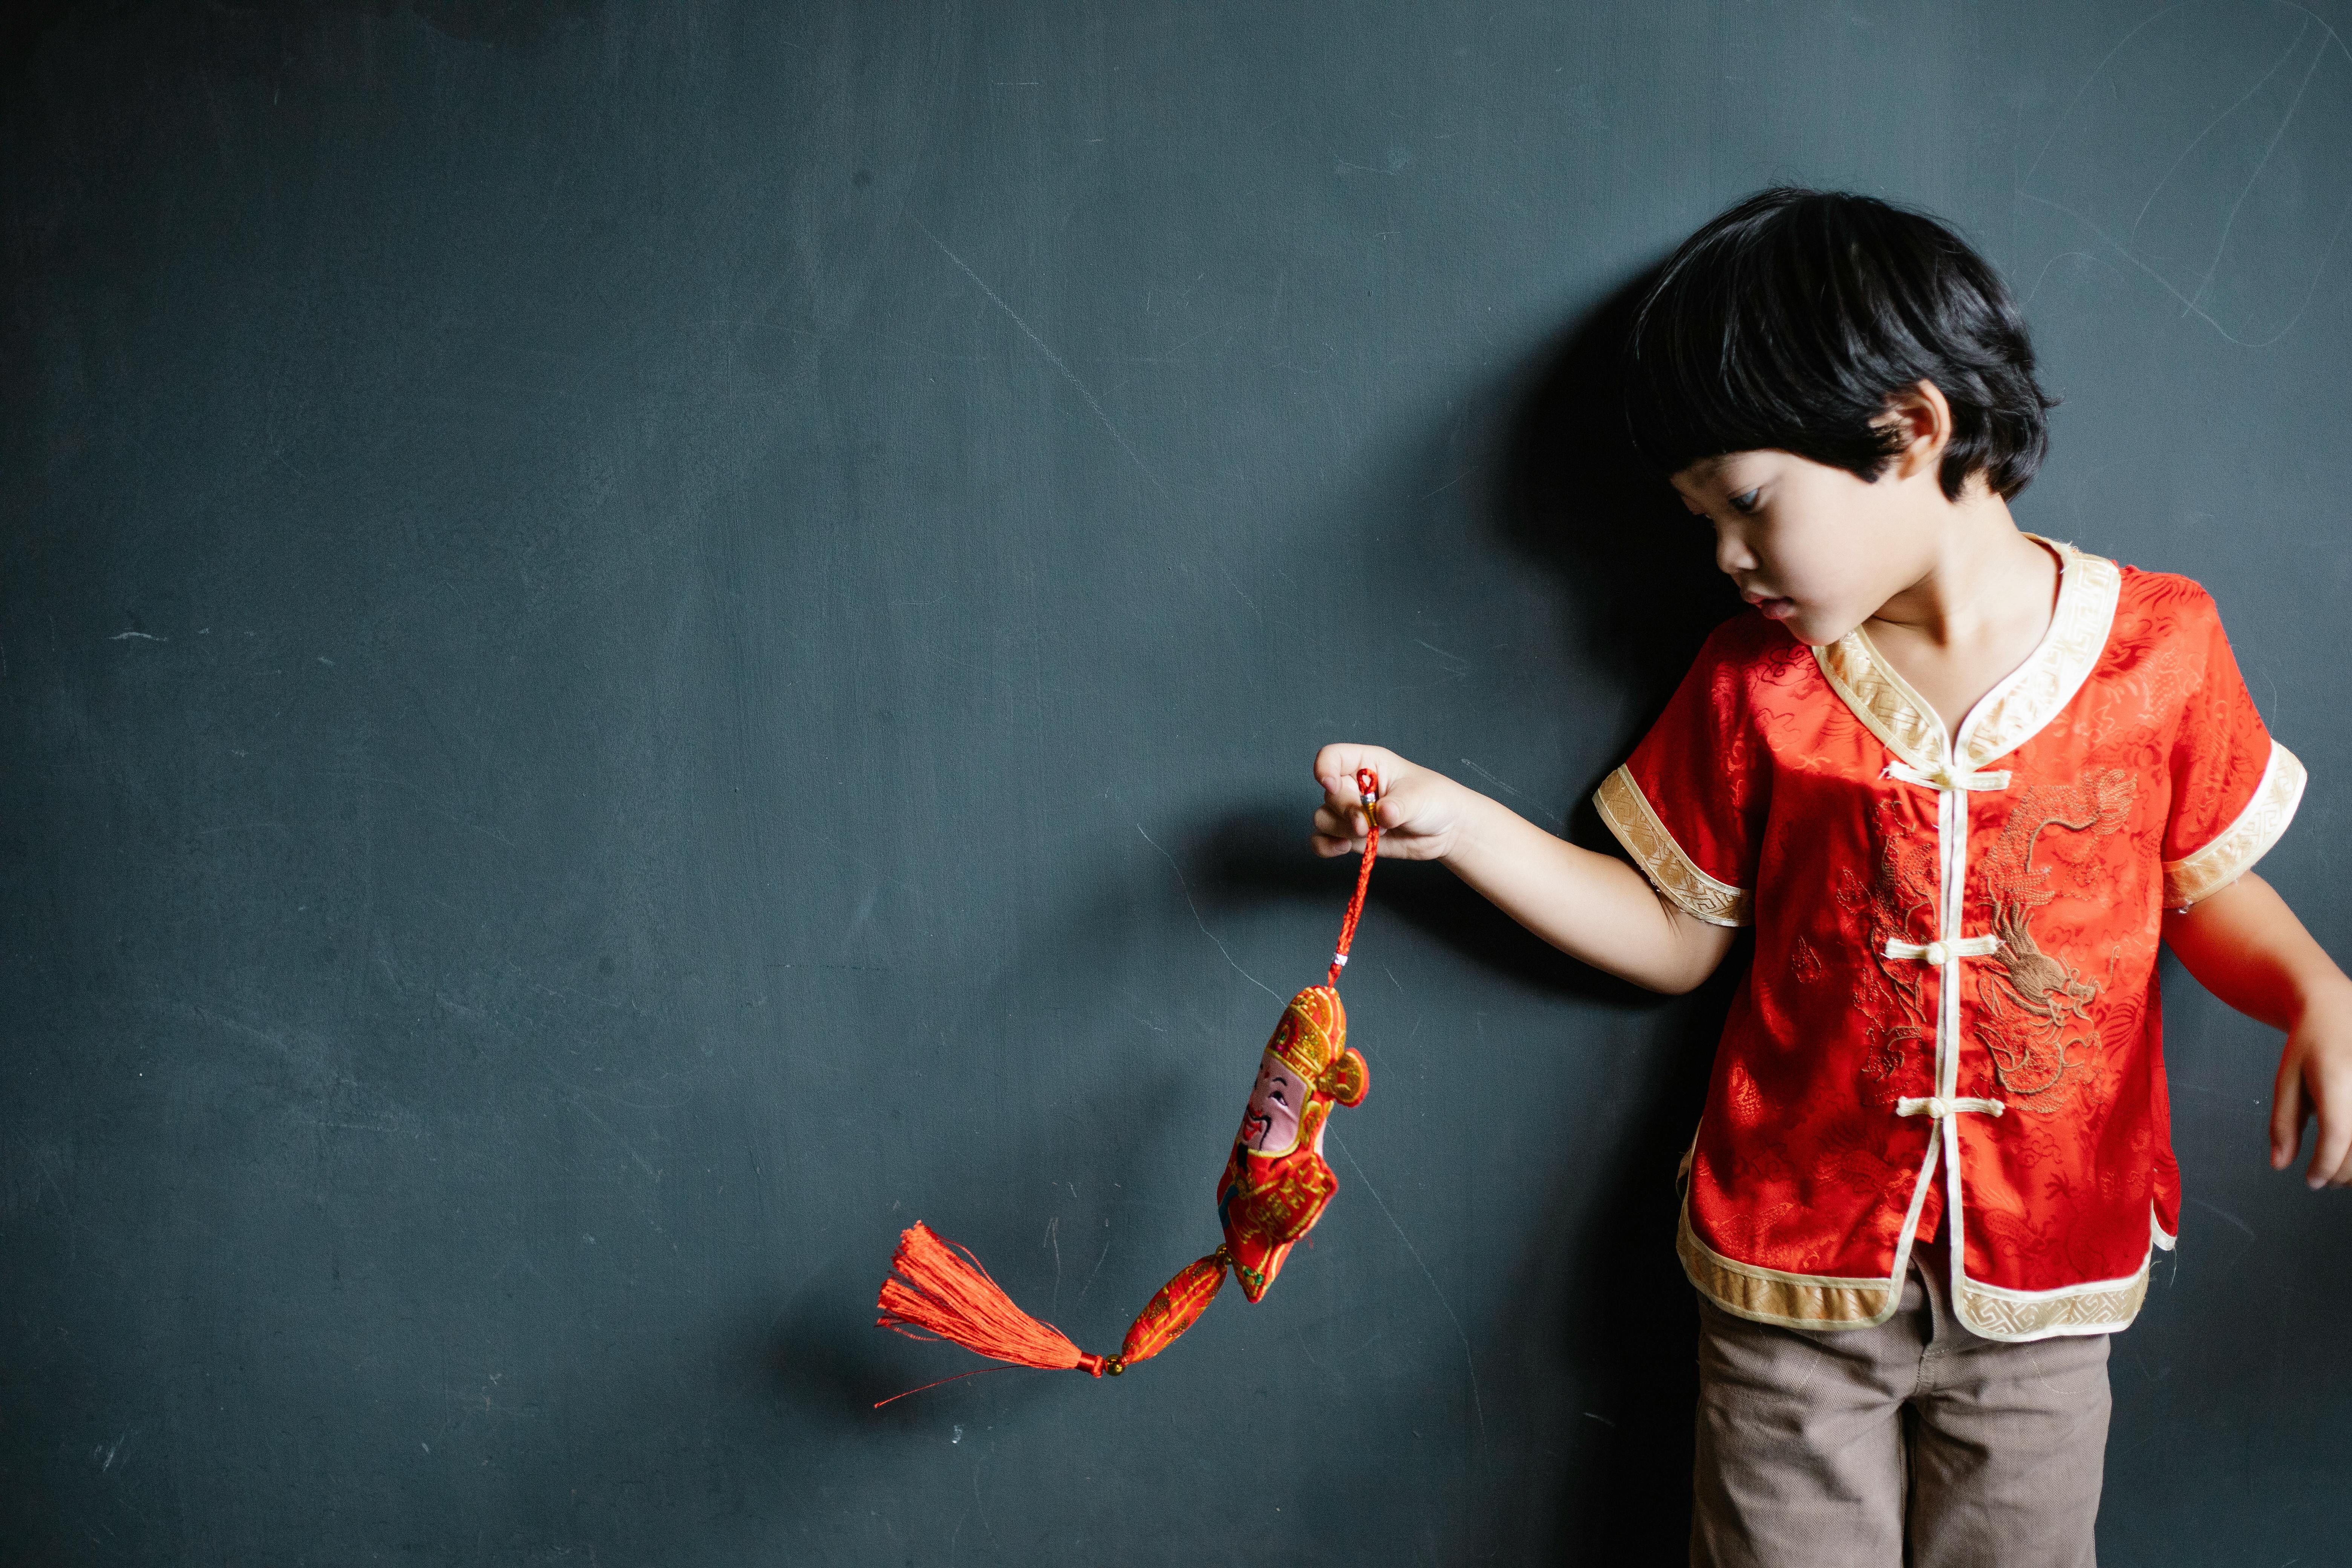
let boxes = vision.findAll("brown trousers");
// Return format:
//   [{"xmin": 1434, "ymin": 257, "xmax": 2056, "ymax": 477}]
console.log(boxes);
[{"xmin": 1691, "ymin": 1251, "xmax": 2112, "ymax": 1568}]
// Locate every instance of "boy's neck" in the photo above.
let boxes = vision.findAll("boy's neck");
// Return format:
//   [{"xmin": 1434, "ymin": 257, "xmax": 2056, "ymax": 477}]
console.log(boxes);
[
  {"xmin": 1854, "ymin": 482, "xmax": 2063, "ymax": 739},
  {"xmin": 1863, "ymin": 485, "xmax": 2057, "ymax": 654}
]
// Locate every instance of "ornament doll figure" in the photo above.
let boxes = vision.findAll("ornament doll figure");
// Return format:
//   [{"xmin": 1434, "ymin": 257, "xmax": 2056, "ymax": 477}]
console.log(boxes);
[
  {"xmin": 1217, "ymin": 983, "xmax": 1367, "ymax": 1301},
  {"xmin": 1312, "ymin": 190, "xmax": 2352, "ymax": 1568}
]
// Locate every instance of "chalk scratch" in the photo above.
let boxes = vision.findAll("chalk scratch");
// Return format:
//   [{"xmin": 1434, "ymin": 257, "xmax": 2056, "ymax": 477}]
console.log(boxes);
[
  {"xmin": 1414, "ymin": 639, "xmax": 1469, "ymax": 675},
  {"xmin": 1335, "ymin": 1134, "xmax": 1485, "ymax": 1453},
  {"xmin": 970, "ymin": 1447, "xmax": 1000, "ymax": 1549},
  {"xmin": 1136, "ymin": 825, "xmax": 1280, "ymax": 999},
  {"xmin": 917, "ymin": 221, "xmax": 1165, "ymax": 496},
  {"xmin": 1419, "ymin": 463, "xmax": 1484, "ymax": 502},
  {"xmin": 1459, "ymin": 757, "xmax": 1564, "ymax": 828},
  {"xmin": 2018, "ymin": 7, "xmax": 2352, "ymax": 348},
  {"xmin": 2187, "ymin": 19, "xmax": 2334, "ymax": 314},
  {"xmin": 35, "ymin": 1148, "xmax": 77, "ymax": 1262},
  {"xmin": 563, "ymin": 1090, "xmax": 663, "ymax": 1188},
  {"xmin": 2186, "ymin": 1194, "xmax": 2256, "ymax": 1239},
  {"xmin": 1076, "ymin": 1234, "xmax": 1112, "ymax": 1304},
  {"xmin": 2128, "ymin": 18, "xmax": 2314, "ymax": 241}
]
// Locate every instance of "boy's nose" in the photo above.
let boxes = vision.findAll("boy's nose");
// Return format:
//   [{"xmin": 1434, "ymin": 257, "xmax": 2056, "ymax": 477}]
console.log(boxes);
[{"xmin": 1714, "ymin": 529, "xmax": 1757, "ymax": 576}]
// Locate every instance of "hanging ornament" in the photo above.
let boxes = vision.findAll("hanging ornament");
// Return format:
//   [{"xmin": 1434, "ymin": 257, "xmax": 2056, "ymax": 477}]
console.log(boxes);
[{"xmin": 873, "ymin": 768, "xmax": 1384, "ymax": 1389}]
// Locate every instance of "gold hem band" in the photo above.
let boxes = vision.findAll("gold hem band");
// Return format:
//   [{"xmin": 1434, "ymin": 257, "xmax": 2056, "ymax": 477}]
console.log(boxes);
[
  {"xmin": 1681, "ymin": 1202, "xmax": 2156, "ymax": 1340},
  {"xmin": 2164, "ymin": 739, "xmax": 2306, "ymax": 908},
  {"xmin": 1677, "ymin": 1204, "xmax": 1896, "ymax": 1328},
  {"xmin": 1594, "ymin": 766, "xmax": 1751, "ymax": 927}
]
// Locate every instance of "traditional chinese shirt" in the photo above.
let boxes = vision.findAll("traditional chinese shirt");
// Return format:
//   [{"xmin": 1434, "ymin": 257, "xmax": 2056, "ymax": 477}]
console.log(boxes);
[{"xmin": 1596, "ymin": 537, "xmax": 2304, "ymax": 1342}]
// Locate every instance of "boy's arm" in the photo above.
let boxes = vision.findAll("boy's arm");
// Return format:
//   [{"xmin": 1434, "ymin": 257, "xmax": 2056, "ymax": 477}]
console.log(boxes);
[
  {"xmin": 2161, "ymin": 870, "xmax": 2352, "ymax": 1188},
  {"xmin": 1313, "ymin": 745, "xmax": 1738, "ymax": 995}
]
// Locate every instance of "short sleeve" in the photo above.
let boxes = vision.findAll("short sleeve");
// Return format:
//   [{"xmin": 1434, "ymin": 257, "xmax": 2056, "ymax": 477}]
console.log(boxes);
[
  {"xmin": 1592, "ymin": 623, "xmax": 1769, "ymax": 927},
  {"xmin": 2161, "ymin": 590, "xmax": 2305, "ymax": 909}
]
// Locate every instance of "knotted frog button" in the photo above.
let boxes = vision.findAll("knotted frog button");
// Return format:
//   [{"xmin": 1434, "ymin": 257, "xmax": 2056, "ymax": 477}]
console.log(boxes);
[
  {"xmin": 1925, "ymin": 1096, "xmax": 1948, "ymax": 1118},
  {"xmin": 1923, "ymin": 941, "xmax": 1950, "ymax": 966}
]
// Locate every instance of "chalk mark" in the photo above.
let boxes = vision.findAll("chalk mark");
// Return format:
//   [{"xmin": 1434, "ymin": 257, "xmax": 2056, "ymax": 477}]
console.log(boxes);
[
  {"xmin": 1076, "ymin": 1234, "xmax": 1112, "ymax": 1305},
  {"xmin": 2187, "ymin": 19, "xmax": 2335, "ymax": 314},
  {"xmin": 1419, "ymin": 463, "xmax": 1484, "ymax": 502},
  {"xmin": 1136, "ymin": 825, "xmax": 1280, "ymax": 999},
  {"xmin": 2186, "ymin": 1194, "xmax": 2256, "ymax": 1238},
  {"xmin": 1458, "ymin": 757, "xmax": 1565, "ymax": 829},
  {"xmin": 2128, "ymin": 17, "xmax": 2314, "ymax": 242},
  {"xmin": 917, "ymin": 221, "xmax": 1165, "ymax": 497},
  {"xmin": 2018, "ymin": 5, "xmax": 2352, "ymax": 348},
  {"xmin": 2185, "ymin": 1194, "xmax": 2260, "ymax": 1279},
  {"xmin": 1334, "ymin": 1133, "xmax": 1485, "ymax": 1454}
]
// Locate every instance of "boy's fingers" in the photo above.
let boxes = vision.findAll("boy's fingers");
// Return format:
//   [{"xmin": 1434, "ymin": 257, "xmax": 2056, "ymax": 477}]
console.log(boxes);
[
  {"xmin": 1313, "ymin": 743, "xmax": 1389, "ymax": 787},
  {"xmin": 1312, "ymin": 803, "xmax": 1374, "ymax": 837},
  {"xmin": 1313, "ymin": 745, "xmax": 1405, "ymax": 806},
  {"xmin": 2270, "ymin": 1055, "xmax": 2306, "ymax": 1169},
  {"xmin": 2304, "ymin": 1085, "xmax": 2350, "ymax": 1190},
  {"xmin": 1321, "ymin": 792, "xmax": 1390, "ymax": 834}
]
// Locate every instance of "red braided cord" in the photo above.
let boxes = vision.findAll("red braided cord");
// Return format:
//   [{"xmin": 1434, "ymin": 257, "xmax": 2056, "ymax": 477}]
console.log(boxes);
[{"xmin": 1328, "ymin": 766, "xmax": 1381, "ymax": 986}]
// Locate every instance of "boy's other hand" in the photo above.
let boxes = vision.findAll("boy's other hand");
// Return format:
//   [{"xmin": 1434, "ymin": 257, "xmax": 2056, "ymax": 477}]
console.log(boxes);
[
  {"xmin": 2271, "ymin": 976, "xmax": 2352, "ymax": 1188},
  {"xmin": 2159, "ymin": 872, "xmax": 2352, "ymax": 1189},
  {"xmin": 1310, "ymin": 745, "xmax": 1475, "ymax": 863}
]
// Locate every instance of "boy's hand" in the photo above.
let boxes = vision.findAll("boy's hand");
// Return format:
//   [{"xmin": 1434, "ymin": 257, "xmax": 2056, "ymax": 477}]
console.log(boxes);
[
  {"xmin": 1309, "ymin": 745, "xmax": 1476, "ymax": 863},
  {"xmin": 2271, "ymin": 977, "xmax": 2352, "ymax": 1188},
  {"xmin": 1308, "ymin": 741, "xmax": 1736, "ymax": 994},
  {"xmin": 2163, "ymin": 871, "xmax": 2352, "ymax": 1190}
]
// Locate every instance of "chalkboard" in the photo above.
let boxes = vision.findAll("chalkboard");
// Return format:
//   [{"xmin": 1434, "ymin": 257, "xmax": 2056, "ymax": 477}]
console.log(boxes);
[{"xmin": 5, "ymin": 2, "xmax": 2349, "ymax": 1562}]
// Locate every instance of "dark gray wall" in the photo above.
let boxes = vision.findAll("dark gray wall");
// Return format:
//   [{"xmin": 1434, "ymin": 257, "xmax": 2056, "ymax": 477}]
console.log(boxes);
[{"xmin": 5, "ymin": 2, "xmax": 2349, "ymax": 1562}]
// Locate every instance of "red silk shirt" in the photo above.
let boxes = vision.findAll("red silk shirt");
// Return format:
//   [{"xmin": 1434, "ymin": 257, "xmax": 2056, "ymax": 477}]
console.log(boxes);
[{"xmin": 1596, "ymin": 537, "xmax": 2304, "ymax": 1341}]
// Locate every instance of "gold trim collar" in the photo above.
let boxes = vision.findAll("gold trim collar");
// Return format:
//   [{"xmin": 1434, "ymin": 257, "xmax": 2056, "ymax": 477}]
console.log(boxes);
[{"xmin": 1812, "ymin": 536, "xmax": 2121, "ymax": 777}]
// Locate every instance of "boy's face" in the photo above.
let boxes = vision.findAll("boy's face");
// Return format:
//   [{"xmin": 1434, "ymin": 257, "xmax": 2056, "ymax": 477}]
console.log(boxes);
[{"xmin": 1671, "ymin": 444, "xmax": 1949, "ymax": 648}]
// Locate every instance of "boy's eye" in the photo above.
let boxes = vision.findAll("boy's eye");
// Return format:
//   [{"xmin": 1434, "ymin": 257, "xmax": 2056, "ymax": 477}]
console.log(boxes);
[{"xmin": 1729, "ymin": 488, "xmax": 1761, "ymax": 514}]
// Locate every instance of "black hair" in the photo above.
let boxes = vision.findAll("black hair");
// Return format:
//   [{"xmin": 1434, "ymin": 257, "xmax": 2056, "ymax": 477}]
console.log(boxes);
[{"xmin": 1621, "ymin": 188, "xmax": 2056, "ymax": 501}]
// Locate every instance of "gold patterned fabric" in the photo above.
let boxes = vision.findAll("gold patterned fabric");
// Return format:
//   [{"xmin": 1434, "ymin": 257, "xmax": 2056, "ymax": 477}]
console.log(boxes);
[
  {"xmin": 1595, "ymin": 766, "xmax": 1752, "ymax": 926},
  {"xmin": 2162, "ymin": 740, "xmax": 2306, "ymax": 907}
]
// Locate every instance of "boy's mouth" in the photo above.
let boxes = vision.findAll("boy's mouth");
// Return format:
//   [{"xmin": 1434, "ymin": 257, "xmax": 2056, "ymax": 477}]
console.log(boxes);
[{"xmin": 1745, "ymin": 591, "xmax": 1796, "ymax": 620}]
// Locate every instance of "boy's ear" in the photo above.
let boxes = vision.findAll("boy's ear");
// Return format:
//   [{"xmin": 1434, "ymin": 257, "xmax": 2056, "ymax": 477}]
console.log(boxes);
[{"xmin": 1878, "ymin": 379, "xmax": 1953, "ymax": 480}]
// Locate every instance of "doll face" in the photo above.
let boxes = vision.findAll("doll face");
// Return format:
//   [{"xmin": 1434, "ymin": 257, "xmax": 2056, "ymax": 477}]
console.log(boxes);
[{"xmin": 1240, "ymin": 1052, "xmax": 1308, "ymax": 1156}]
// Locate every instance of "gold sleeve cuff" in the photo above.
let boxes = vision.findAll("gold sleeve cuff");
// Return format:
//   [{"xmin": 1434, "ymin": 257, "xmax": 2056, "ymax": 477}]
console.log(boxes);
[
  {"xmin": 2163, "ymin": 740, "xmax": 2306, "ymax": 908},
  {"xmin": 1594, "ymin": 765, "xmax": 1752, "ymax": 928}
]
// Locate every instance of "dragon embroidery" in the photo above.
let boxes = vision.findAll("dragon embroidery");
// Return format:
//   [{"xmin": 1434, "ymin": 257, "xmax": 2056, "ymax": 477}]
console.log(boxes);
[
  {"xmin": 1837, "ymin": 799, "xmax": 1939, "ymax": 1102},
  {"xmin": 1971, "ymin": 770, "xmax": 2135, "ymax": 1107}
]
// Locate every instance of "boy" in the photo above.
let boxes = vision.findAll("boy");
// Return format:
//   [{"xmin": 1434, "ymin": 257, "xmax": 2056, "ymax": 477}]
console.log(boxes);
[{"xmin": 1309, "ymin": 189, "xmax": 2350, "ymax": 1568}]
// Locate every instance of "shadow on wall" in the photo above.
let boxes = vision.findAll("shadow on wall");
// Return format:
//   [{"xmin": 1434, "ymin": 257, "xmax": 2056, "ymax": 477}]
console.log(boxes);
[{"xmin": 1485, "ymin": 265, "xmax": 1747, "ymax": 1562}]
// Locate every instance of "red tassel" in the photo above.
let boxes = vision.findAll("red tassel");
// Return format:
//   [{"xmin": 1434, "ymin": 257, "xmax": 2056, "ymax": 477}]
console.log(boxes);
[{"xmin": 876, "ymin": 1222, "xmax": 1115, "ymax": 1376}]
